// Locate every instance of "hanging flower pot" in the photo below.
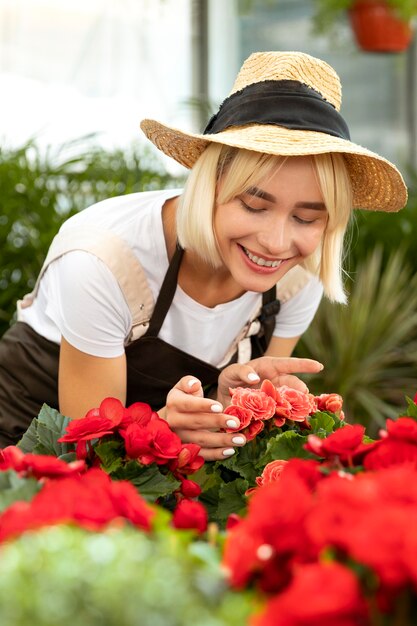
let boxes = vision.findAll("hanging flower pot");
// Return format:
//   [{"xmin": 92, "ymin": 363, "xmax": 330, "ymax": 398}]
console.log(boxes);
[{"xmin": 348, "ymin": 0, "xmax": 414, "ymax": 52}]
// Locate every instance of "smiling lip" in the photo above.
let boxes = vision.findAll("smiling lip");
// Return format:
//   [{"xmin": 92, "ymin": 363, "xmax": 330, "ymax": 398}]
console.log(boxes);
[{"xmin": 239, "ymin": 245, "xmax": 293, "ymax": 274}]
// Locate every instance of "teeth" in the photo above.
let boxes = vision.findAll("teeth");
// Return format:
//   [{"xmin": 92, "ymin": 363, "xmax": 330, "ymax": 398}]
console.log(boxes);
[{"xmin": 243, "ymin": 247, "xmax": 282, "ymax": 268}]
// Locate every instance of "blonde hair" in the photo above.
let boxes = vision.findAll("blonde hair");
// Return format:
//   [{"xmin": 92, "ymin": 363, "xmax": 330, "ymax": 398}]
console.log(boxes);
[{"xmin": 176, "ymin": 144, "xmax": 352, "ymax": 303}]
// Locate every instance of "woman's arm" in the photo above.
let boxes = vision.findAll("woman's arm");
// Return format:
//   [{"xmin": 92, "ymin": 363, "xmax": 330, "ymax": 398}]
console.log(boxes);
[
  {"xmin": 58, "ymin": 337, "xmax": 127, "ymax": 419},
  {"xmin": 265, "ymin": 335, "xmax": 300, "ymax": 358}
]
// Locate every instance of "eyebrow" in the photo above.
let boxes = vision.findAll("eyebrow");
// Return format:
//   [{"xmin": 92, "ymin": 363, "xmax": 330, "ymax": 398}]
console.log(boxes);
[{"xmin": 245, "ymin": 186, "xmax": 327, "ymax": 211}]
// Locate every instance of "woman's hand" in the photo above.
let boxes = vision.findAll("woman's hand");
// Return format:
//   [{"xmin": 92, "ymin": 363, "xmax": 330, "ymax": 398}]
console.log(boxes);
[
  {"xmin": 216, "ymin": 356, "xmax": 323, "ymax": 408},
  {"xmin": 162, "ymin": 376, "xmax": 246, "ymax": 462}
]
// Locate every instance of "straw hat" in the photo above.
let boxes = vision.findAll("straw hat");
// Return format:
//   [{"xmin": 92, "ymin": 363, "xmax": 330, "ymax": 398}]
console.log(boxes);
[{"xmin": 141, "ymin": 51, "xmax": 407, "ymax": 212}]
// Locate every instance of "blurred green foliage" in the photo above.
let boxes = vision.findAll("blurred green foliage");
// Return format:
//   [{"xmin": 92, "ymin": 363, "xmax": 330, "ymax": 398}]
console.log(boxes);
[
  {"xmin": 296, "ymin": 247, "xmax": 417, "ymax": 435},
  {"xmin": 346, "ymin": 173, "xmax": 417, "ymax": 274},
  {"xmin": 0, "ymin": 524, "xmax": 253, "ymax": 626},
  {"xmin": 0, "ymin": 137, "xmax": 181, "ymax": 336}
]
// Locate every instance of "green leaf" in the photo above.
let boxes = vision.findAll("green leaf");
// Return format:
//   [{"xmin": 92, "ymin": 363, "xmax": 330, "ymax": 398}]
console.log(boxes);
[
  {"xmin": 112, "ymin": 462, "xmax": 180, "ymax": 501},
  {"xmin": 17, "ymin": 405, "xmax": 73, "ymax": 457},
  {"xmin": 199, "ymin": 484, "xmax": 222, "ymax": 521},
  {"xmin": 215, "ymin": 479, "xmax": 249, "ymax": 524},
  {"xmin": 191, "ymin": 464, "xmax": 219, "ymax": 492},
  {"xmin": 95, "ymin": 439, "xmax": 124, "ymax": 473},
  {"xmin": 259, "ymin": 430, "xmax": 310, "ymax": 464},
  {"xmin": 309, "ymin": 411, "xmax": 336, "ymax": 436},
  {"xmin": 405, "ymin": 397, "xmax": 417, "ymax": 419},
  {"xmin": 0, "ymin": 471, "xmax": 40, "ymax": 512},
  {"xmin": 17, "ymin": 417, "xmax": 39, "ymax": 453},
  {"xmin": 218, "ymin": 440, "xmax": 266, "ymax": 483}
]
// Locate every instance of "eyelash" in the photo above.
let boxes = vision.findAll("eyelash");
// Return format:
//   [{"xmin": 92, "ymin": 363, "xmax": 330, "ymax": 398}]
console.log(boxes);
[
  {"xmin": 293, "ymin": 216, "xmax": 316, "ymax": 225},
  {"xmin": 239, "ymin": 199, "xmax": 263, "ymax": 214},
  {"xmin": 239, "ymin": 200, "xmax": 316, "ymax": 225}
]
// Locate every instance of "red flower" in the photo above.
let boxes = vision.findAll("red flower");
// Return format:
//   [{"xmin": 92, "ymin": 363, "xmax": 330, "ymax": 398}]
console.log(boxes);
[
  {"xmin": 385, "ymin": 417, "xmax": 417, "ymax": 443},
  {"xmin": 226, "ymin": 513, "xmax": 242, "ymax": 530},
  {"xmin": 168, "ymin": 443, "xmax": 204, "ymax": 475},
  {"xmin": 242, "ymin": 419, "xmax": 264, "ymax": 441},
  {"xmin": 283, "ymin": 458, "xmax": 325, "ymax": 492},
  {"xmin": 273, "ymin": 387, "xmax": 292, "ymax": 422},
  {"xmin": 362, "ymin": 418, "xmax": 417, "ymax": 470},
  {"xmin": 0, "ymin": 501, "xmax": 34, "ymax": 543},
  {"xmin": 118, "ymin": 402, "xmax": 157, "ymax": 434},
  {"xmin": 314, "ymin": 393, "xmax": 344, "ymax": 416},
  {"xmin": 106, "ymin": 479, "xmax": 155, "ymax": 530},
  {"xmin": 279, "ymin": 386, "xmax": 314, "ymax": 422},
  {"xmin": 21, "ymin": 454, "xmax": 86, "ymax": 479},
  {"xmin": 0, "ymin": 446, "xmax": 85, "ymax": 479},
  {"xmin": 223, "ymin": 405, "xmax": 253, "ymax": 431},
  {"xmin": 123, "ymin": 418, "xmax": 182, "ymax": 465},
  {"xmin": 260, "ymin": 381, "xmax": 292, "ymax": 424},
  {"xmin": 223, "ymin": 473, "xmax": 314, "ymax": 592},
  {"xmin": 0, "ymin": 446, "xmax": 25, "ymax": 471},
  {"xmin": 251, "ymin": 562, "xmax": 368, "ymax": 626},
  {"xmin": 0, "ymin": 468, "xmax": 154, "ymax": 542},
  {"xmin": 255, "ymin": 460, "xmax": 288, "ymax": 487},
  {"xmin": 363, "ymin": 440, "xmax": 417, "ymax": 470},
  {"xmin": 230, "ymin": 387, "xmax": 276, "ymax": 421},
  {"xmin": 172, "ymin": 499, "xmax": 208, "ymax": 533},
  {"xmin": 58, "ymin": 397, "xmax": 125, "ymax": 443},
  {"xmin": 179, "ymin": 478, "xmax": 201, "ymax": 498},
  {"xmin": 305, "ymin": 424, "xmax": 365, "ymax": 462}
]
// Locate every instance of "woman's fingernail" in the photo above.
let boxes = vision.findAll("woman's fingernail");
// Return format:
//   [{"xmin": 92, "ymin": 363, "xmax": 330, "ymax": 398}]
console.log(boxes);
[
  {"xmin": 211, "ymin": 404, "xmax": 223, "ymax": 413},
  {"xmin": 187, "ymin": 378, "xmax": 199, "ymax": 388},
  {"xmin": 223, "ymin": 448, "xmax": 235, "ymax": 457},
  {"xmin": 231, "ymin": 436, "xmax": 245, "ymax": 445},
  {"xmin": 226, "ymin": 419, "xmax": 240, "ymax": 429},
  {"xmin": 247, "ymin": 372, "xmax": 260, "ymax": 381}
]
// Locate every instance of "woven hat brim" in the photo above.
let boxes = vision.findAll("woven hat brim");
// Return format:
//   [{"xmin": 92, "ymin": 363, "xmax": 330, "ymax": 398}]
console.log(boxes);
[{"xmin": 140, "ymin": 119, "xmax": 407, "ymax": 213}]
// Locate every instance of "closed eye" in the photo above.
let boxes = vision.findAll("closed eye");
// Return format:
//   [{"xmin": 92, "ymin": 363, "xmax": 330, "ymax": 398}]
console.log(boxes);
[
  {"xmin": 293, "ymin": 215, "xmax": 317, "ymax": 225},
  {"xmin": 238, "ymin": 199, "xmax": 265, "ymax": 214}
]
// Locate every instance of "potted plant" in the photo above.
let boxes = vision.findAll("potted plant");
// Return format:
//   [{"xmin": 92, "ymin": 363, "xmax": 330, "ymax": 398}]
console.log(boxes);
[{"xmin": 312, "ymin": 0, "xmax": 416, "ymax": 52}]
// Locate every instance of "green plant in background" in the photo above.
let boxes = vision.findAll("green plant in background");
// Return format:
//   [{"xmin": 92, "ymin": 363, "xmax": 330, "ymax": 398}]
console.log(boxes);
[
  {"xmin": 0, "ymin": 138, "xmax": 182, "ymax": 336},
  {"xmin": 295, "ymin": 247, "xmax": 417, "ymax": 435},
  {"xmin": 346, "ymin": 206, "xmax": 417, "ymax": 274},
  {"xmin": 311, "ymin": 0, "xmax": 417, "ymax": 34},
  {"xmin": 0, "ymin": 524, "xmax": 253, "ymax": 626}
]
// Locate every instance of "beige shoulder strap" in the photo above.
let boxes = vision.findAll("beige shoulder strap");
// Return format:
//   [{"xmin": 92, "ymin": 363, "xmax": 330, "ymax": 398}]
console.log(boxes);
[
  {"xmin": 275, "ymin": 264, "xmax": 312, "ymax": 303},
  {"xmin": 17, "ymin": 226, "xmax": 154, "ymax": 342}
]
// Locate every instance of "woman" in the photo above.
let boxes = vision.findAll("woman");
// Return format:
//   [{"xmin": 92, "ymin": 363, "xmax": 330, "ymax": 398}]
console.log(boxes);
[{"xmin": 0, "ymin": 51, "xmax": 407, "ymax": 458}]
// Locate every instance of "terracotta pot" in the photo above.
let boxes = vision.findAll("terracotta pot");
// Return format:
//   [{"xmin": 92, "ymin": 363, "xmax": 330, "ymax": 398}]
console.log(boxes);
[{"xmin": 348, "ymin": 0, "xmax": 413, "ymax": 52}]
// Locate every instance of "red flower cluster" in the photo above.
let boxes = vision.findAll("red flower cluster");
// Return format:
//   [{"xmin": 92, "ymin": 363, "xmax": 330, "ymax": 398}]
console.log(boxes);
[
  {"xmin": 58, "ymin": 397, "xmax": 206, "ymax": 533},
  {"xmin": 223, "ymin": 381, "xmax": 342, "ymax": 440},
  {"xmin": 304, "ymin": 416, "xmax": 417, "ymax": 471},
  {"xmin": 0, "ymin": 467, "xmax": 155, "ymax": 543},
  {"xmin": 0, "ymin": 445, "xmax": 86, "ymax": 479},
  {"xmin": 224, "ymin": 413, "xmax": 417, "ymax": 625}
]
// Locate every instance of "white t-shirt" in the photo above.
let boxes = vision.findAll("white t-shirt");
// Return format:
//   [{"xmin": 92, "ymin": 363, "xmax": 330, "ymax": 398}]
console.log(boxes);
[{"xmin": 20, "ymin": 189, "xmax": 323, "ymax": 366}]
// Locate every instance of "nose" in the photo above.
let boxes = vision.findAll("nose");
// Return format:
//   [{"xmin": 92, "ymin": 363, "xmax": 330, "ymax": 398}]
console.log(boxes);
[{"xmin": 257, "ymin": 215, "xmax": 292, "ymax": 256}]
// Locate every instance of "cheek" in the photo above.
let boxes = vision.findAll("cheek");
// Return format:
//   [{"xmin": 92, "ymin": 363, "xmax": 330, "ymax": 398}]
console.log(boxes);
[{"xmin": 299, "ymin": 224, "xmax": 327, "ymax": 254}]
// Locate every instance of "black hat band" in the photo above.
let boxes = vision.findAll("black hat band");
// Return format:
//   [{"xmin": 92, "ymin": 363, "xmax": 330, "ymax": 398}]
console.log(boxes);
[{"xmin": 203, "ymin": 80, "xmax": 350, "ymax": 141}]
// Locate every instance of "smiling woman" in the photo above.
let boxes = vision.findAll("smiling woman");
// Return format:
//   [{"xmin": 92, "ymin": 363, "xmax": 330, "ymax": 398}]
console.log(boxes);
[{"xmin": 0, "ymin": 50, "xmax": 407, "ymax": 462}]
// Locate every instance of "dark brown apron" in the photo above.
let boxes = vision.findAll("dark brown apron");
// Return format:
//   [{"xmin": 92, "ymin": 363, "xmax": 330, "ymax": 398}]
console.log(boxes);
[{"xmin": 0, "ymin": 246, "xmax": 279, "ymax": 446}]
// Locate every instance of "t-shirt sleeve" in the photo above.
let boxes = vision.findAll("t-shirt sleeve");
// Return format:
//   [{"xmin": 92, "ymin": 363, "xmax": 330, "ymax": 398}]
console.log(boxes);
[
  {"xmin": 45, "ymin": 251, "xmax": 132, "ymax": 358},
  {"xmin": 273, "ymin": 275, "xmax": 323, "ymax": 338}
]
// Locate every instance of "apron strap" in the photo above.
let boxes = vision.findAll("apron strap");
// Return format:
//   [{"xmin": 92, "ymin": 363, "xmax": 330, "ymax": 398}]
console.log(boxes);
[{"xmin": 143, "ymin": 246, "xmax": 184, "ymax": 338}]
